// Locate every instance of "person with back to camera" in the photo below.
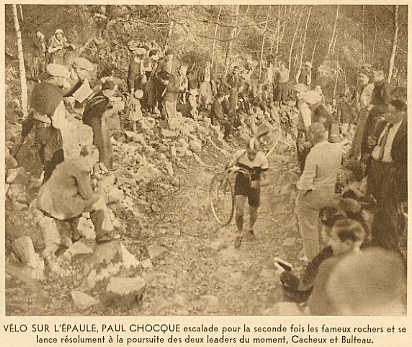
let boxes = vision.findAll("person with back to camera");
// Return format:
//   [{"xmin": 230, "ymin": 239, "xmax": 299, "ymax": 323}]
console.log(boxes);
[
  {"xmin": 295, "ymin": 123, "xmax": 343, "ymax": 262},
  {"xmin": 226, "ymin": 137, "xmax": 269, "ymax": 248}
]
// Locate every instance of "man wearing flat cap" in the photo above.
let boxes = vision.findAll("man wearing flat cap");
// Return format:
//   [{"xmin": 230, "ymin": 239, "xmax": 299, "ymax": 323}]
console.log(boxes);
[
  {"xmin": 47, "ymin": 29, "xmax": 75, "ymax": 65},
  {"xmin": 20, "ymin": 64, "xmax": 72, "ymax": 182},
  {"xmin": 64, "ymin": 57, "xmax": 96, "ymax": 117}
]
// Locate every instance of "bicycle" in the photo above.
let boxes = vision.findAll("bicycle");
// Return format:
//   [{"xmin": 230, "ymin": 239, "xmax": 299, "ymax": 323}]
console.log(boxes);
[{"xmin": 209, "ymin": 125, "xmax": 281, "ymax": 226}]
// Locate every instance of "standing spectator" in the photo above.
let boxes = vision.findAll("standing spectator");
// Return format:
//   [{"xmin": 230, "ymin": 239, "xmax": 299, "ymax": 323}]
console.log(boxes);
[
  {"xmin": 32, "ymin": 31, "xmax": 47, "ymax": 80},
  {"xmin": 295, "ymin": 123, "xmax": 343, "ymax": 261},
  {"xmin": 177, "ymin": 65, "xmax": 189, "ymax": 104},
  {"xmin": 161, "ymin": 70, "xmax": 181, "ymax": 125},
  {"xmin": 47, "ymin": 29, "xmax": 75, "ymax": 65},
  {"xmin": 127, "ymin": 47, "xmax": 147, "ymax": 95},
  {"xmin": 198, "ymin": 61, "xmax": 214, "ymax": 109},
  {"xmin": 64, "ymin": 57, "xmax": 95, "ymax": 119},
  {"xmin": 276, "ymin": 61, "xmax": 289, "ymax": 106},
  {"xmin": 144, "ymin": 50, "xmax": 160, "ymax": 113},
  {"xmin": 349, "ymin": 71, "xmax": 374, "ymax": 160},
  {"xmin": 366, "ymin": 99, "xmax": 407, "ymax": 237},
  {"xmin": 361, "ymin": 64, "xmax": 391, "ymax": 160},
  {"xmin": 20, "ymin": 64, "xmax": 72, "ymax": 182},
  {"xmin": 337, "ymin": 94, "xmax": 357, "ymax": 136},
  {"xmin": 83, "ymin": 80, "xmax": 124, "ymax": 170},
  {"xmin": 294, "ymin": 83, "xmax": 311, "ymax": 172},
  {"xmin": 295, "ymin": 61, "xmax": 312, "ymax": 87},
  {"xmin": 152, "ymin": 49, "xmax": 180, "ymax": 112}
]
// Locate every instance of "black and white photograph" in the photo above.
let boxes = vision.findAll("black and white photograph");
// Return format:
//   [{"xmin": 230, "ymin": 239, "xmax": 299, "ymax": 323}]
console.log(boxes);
[{"xmin": 3, "ymin": 3, "xmax": 408, "ymax": 321}]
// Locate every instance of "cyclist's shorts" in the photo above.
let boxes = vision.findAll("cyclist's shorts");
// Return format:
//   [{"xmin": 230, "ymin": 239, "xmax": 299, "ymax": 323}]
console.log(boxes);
[{"xmin": 234, "ymin": 174, "xmax": 260, "ymax": 207}]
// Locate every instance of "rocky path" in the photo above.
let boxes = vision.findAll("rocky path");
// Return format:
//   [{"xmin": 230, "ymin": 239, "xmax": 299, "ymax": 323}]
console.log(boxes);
[
  {"xmin": 126, "ymin": 148, "xmax": 304, "ymax": 316},
  {"xmin": 6, "ymin": 140, "xmax": 306, "ymax": 316}
]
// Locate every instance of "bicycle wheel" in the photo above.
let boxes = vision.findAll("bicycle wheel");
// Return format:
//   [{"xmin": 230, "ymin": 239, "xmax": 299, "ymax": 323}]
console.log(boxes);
[{"xmin": 209, "ymin": 172, "xmax": 234, "ymax": 226}]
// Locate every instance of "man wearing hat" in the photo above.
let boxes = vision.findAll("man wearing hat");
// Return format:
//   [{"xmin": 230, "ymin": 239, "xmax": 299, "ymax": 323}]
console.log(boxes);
[
  {"xmin": 64, "ymin": 57, "xmax": 95, "ymax": 116},
  {"xmin": 20, "ymin": 64, "xmax": 72, "ymax": 182},
  {"xmin": 47, "ymin": 29, "xmax": 75, "ymax": 65},
  {"xmin": 295, "ymin": 123, "xmax": 343, "ymax": 262},
  {"xmin": 295, "ymin": 61, "xmax": 312, "ymax": 87}
]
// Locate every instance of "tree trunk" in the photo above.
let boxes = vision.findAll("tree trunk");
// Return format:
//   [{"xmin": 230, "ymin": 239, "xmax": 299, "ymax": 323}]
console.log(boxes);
[
  {"xmin": 224, "ymin": 5, "xmax": 240, "ymax": 75},
  {"xmin": 333, "ymin": 46, "xmax": 339, "ymax": 99},
  {"xmin": 372, "ymin": 6, "xmax": 377, "ymax": 60},
  {"xmin": 327, "ymin": 6, "xmax": 339, "ymax": 57},
  {"xmin": 299, "ymin": 6, "xmax": 312, "ymax": 69},
  {"xmin": 362, "ymin": 5, "xmax": 365, "ymax": 63},
  {"xmin": 387, "ymin": 5, "xmax": 399, "ymax": 83},
  {"xmin": 310, "ymin": 30, "xmax": 320, "ymax": 66},
  {"xmin": 211, "ymin": 5, "xmax": 223, "ymax": 73},
  {"xmin": 288, "ymin": 7, "xmax": 304, "ymax": 71},
  {"xmin": 12, "ymin": 4, "xmax": 28, "ymax": 117},
  {"xmin": 259, "ymin": 5, "xmax": 271, "ymax": 80}
]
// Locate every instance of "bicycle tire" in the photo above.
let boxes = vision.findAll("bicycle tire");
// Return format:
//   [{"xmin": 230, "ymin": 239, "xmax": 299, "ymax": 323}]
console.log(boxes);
[{"xmin": 209, "ymin": 172, "xmax": 234, "ymax": 226}]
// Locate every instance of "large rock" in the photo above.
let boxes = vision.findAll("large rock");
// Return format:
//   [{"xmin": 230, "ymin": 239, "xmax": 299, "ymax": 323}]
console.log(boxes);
[
  {"xmin": 63, "ymin": 241, "xmax": 94, "ymax": 260},
  {"xmin": 189, "ymin": 139, "xmax": 202, "ymax": 153},
  {"xmin": 6, "ymin": 167, "xmax": 30, "ymax": 185},
  {"xmin": 85, "ymin": 241, "xmax": 139, "ymax": 289},
  {"xmin": 161, "ymin": 129, "xmax": 178, "ymax": 139},
  {"xmin": 135, "ymin": 163, "xmax": 160, "ymax": 184},
  {"xmin": 12, "ymin": 236, "xmax": 38, "ymax": 268},
  {"xmin": 146, "ymin": 244, "xmax": 167, "ymax": 260},
  {"xmin": 106, "ymin": 276, "xmax": 147, "ymax": 307},
  {"xmin": 71, "ymin": 290, "xmax": 99, "ymax": 310},
  {"xmin": 125, "ymin": 131, "xmax": 146, "ymax": 143},
  {"xmin": 5, "ymin": 150, "xmax": 18, "ymax": 171}
]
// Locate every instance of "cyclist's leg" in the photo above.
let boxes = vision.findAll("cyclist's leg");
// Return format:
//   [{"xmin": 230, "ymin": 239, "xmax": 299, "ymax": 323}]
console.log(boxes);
[
  {"xmin": 248, "ymin": 188, "xmax": 260, "ymax": 234},
  {"xmin": 234, "ymin": 195, "xmax": 246, "ymax": 233}
]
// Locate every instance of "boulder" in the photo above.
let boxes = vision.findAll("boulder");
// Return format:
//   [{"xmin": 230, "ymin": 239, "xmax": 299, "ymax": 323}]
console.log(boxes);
[
  {"xmin": 5, "ymin": 150, "xmax": 18, "ymax": 171},
  {"xmin": 63, "ymin": 241, "xmax": 94, "ymax": 260},
  {"xmin": 135, "ymin": 163, "xmax": 160, "ymax": 184},
  {"xmin": 85, "ymin": 241, "xmax": 139, "ymax": 289},
  {"xmin": 125, "ymin": 131, "xmax": 146, "ymax": 143},
  {"xmin": 146, "ymin": 244, "xmax": 168, "ymax": 260},
  {"xmin": 71, "ymin": 290, "xmax": 100, "ymax": 310},
  {"xmin": 6, "ymin": 167, "xmax": 30, "ymax": 185},
  {"xmin": 105, "ymin": 276, "xmax": 147, "ymax": 307},
  {"xmin": 12, "ymin": 236, "xmax": 38, "ymax": 268},
  {"xmin": 161, "ymin": 129, "xmax": 178, "ymax": 139},
  {"xmin": 189, "ymin": 139, "xmax": 202, "ymax": 153}
]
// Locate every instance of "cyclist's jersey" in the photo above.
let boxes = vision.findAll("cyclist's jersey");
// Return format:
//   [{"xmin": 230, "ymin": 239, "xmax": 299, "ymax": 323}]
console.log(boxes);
[{"xmin": 233, "ymin": 149, "xmax": 269, "ymax": 181}]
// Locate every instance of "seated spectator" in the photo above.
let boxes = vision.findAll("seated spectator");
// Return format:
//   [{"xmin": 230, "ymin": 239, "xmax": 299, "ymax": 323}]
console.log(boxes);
[
  {"xmin": 37, "ymin": 145, "xmax": 116, "ymax": 244},
  {"xmin": 325, "ymin": 248, "xmax": 406, "ymax": 315}
]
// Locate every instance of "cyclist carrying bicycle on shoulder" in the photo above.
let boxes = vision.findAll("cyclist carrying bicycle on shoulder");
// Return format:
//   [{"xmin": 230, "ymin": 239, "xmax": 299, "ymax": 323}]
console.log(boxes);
[{"xmin": 227, "ymin": 137, "xmax": 269, "ymax": 248}]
